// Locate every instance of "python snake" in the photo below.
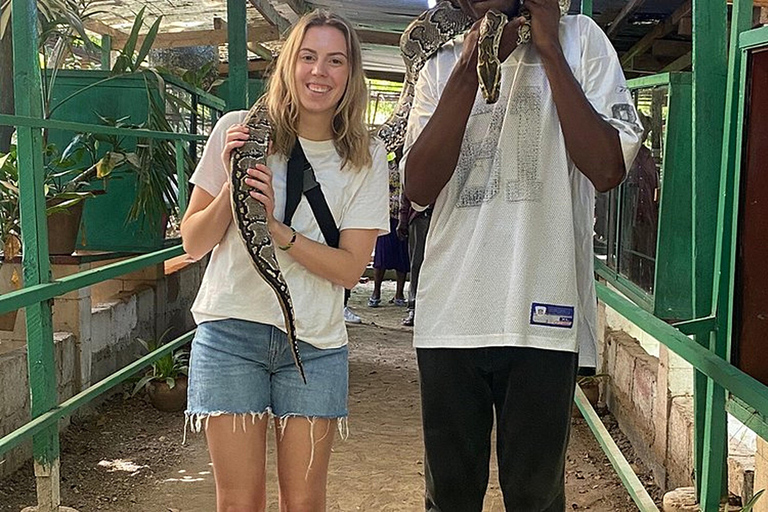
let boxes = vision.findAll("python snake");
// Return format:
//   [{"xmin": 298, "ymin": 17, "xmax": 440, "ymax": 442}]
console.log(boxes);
[{"xmin": 229, "ymin": 1, "xmax": 568, "ymax": 383}]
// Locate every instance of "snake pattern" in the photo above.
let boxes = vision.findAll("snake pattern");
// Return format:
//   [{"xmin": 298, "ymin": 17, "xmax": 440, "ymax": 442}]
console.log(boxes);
[
  {"xmin": 230, "ymin": 102, "xmax": 306, "ymax": 384},
  {"xmin": 376, "ymin": 0, "xmax": 571, "ymax": 150},
  {"xmin": 229, "ymin": 1, "xmax": 569, "ymax": 384}
]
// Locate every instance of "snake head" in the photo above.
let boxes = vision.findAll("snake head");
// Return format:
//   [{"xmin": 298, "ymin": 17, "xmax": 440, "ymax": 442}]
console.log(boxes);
[{"xmin": 477, "ymin": 10, "xmax": 508, "ymax": 104}]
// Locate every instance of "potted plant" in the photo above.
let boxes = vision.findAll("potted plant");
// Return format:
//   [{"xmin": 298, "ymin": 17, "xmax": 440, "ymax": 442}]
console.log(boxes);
[
  {"xmin": 131, "ymin": 331, "xmax": 189, "ymax": 412},
  {"xmin": 0, "ymin": 139, "xmax": 105, "ymax": 256}
]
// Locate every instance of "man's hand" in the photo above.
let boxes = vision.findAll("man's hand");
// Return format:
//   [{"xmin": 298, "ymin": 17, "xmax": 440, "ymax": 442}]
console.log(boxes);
[
  {"xmin": 498, "ymin": 15, "xmax": 527, "ymax": 63},
  {"xmin": 525, "ymin": 0, "xmax": 563, "ymax": 60}
]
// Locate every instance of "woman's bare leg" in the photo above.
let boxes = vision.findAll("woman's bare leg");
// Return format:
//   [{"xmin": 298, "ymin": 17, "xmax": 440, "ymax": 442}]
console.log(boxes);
[
  {"xmin": 275, "ymin": 417, "xmax": 336, "ymax": 512},
  {"xmin": 206, "ymin": 414, "xmax": 270, "ymax": 512}
]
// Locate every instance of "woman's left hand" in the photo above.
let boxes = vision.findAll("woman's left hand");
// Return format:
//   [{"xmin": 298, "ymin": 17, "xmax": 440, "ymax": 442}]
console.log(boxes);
[{"xmin": 245, "ymin": 164, "xmax": 278, "ymax": 226}]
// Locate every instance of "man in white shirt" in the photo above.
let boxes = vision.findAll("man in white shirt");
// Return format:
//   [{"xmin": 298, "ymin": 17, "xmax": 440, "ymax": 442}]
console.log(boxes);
[{"xmin": 402, "ymin": 0, "xmax": 643, "ymax": 510}]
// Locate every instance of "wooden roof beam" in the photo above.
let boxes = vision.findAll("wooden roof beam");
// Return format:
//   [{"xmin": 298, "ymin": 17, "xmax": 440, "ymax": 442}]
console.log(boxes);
[
  {"xmin": 218, "ymin": 60, "xmax": 272, "ymax": 74},
  {"xmin": 214, "ymin": 17, "xmax": 273, "ymax": 61},
  {"xmin": 84, "ymin": 20, "xmax": 127, "ymax": 39},
  {"xmin": 357, "ymin": 30, "xmax": 401, "ymax": 46},
  {"xmin": 607, "ymin": 0, "xmax": 647, "ymax": 37},
  {"xmin": 621, "ymin": 0, "xmax": 691, "ymax": 67},
  {"xmin": 284, "ymin": 0, "xmax": 311, "ymax": 15},
  {"xmin": 661, "ymin": 51, "xmax": 692, "ymax": 72},
  {"xmin": 249, "ymin": 0, "xmax": 291, "ymax": 36},
  {"xmin": 107, "ymin": 24, "xmax": 279, "ymax": 50}
]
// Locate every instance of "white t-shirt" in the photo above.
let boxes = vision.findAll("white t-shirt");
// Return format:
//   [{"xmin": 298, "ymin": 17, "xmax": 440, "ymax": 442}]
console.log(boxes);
[
  {"xmin": 402, "ymin": 15, "xmax": 643, "ymax": 360},
  {"xmin": 190, "ymin": 110, "xmax": 390, "ymax": 349}
]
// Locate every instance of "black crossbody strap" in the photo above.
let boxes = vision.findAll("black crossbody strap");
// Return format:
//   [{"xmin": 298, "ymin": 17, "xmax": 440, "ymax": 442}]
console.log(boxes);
[{"xmin": 283, "ymin": 142, "xmax": 341, "ymax": 249}]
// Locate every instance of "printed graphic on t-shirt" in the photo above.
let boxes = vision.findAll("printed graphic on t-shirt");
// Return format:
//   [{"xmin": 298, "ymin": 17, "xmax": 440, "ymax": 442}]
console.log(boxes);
[
  {"xmin": 508, "ymin": 85, "xmax": 544, "ymax": 203},
  {"xmin": 530, "ymin": 303, "xmax": 575, "ymax": 329},
  {"xmin": 455, "ymin": 91, "xmax": 508, "ymax": 208}
]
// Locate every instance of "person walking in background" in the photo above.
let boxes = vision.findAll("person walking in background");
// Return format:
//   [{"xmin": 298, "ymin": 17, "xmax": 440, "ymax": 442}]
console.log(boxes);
[{"xmin": 368, "ymin": 151, "xmax": 410, "ymax": 309}]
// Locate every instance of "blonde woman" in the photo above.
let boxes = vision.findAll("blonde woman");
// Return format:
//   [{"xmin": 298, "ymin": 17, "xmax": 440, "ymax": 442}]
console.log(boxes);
[{"xmin": 180, "ymin": 10, "xmax": 388, "ymax": 511}]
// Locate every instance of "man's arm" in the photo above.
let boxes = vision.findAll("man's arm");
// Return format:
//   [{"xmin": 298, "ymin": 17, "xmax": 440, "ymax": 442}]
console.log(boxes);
[{"xmin": 527, "ymin": 0, "xmax": 626, "ymax": 192}]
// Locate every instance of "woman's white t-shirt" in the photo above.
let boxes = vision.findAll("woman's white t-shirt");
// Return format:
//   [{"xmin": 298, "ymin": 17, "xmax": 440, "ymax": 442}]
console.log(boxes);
[{"xmin": 189, "ymin": 110, "xmax": 390, "ymax": 349}]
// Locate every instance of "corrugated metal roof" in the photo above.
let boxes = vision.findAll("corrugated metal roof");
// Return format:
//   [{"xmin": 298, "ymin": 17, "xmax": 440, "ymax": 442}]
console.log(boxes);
[{"xmin": 86, "ymin": 0, "xmax": 692, "ymax": 78}]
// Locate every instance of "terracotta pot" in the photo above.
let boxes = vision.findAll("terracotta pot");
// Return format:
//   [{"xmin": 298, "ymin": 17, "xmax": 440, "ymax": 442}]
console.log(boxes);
[
  {"xmin": 47, "ymin": 200, "xmax": 84, "ymax": 255},
  {"xmin": 147, "ymin": 376, "xmax": 188, "ymax": 412},
  {"xmin": 573, "ymin": 380, "xmax": 600, "ymax": 419}
]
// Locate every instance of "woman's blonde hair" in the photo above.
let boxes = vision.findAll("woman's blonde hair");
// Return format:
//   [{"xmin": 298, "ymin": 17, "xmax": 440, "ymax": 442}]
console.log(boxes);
[{"xmin": 261, "ymin": 9, "xmax": 371, "ymax": 170}]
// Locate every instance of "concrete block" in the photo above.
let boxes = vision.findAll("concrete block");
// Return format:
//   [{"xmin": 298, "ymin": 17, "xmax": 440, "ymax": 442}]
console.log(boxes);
[
  {"xmin": 90, "ymin": 302, "xmax": 116, "ymax": 353},
  {"xmin": 667, "ymin": 396, "xmax": 695, "ymax": 488},
  {"xmin": 632, "ymin": 350, "xmax": 658, "ymax": 434},
  {"xmin": 728, "ymin": 454, "xmax": 755, "ymax": 508},
  {"xmin": 653, "ymin": 346, "xmax": 672, "ymax": 487},
  {"xmin": 0, "ymin": 349, "xmax": 29, "ymax": 421},
  {"xmin": 613, "ymin": 332, "xmax": 646, "ymax": 400},
  {"xmin": 755, "ymin": 437, "xmax": 768, "ymax": 512}
]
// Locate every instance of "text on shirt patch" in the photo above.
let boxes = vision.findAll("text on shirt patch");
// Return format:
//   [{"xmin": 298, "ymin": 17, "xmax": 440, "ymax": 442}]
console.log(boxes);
[{"xmin": 530, "ymin": 302, "xmax": 575, "ymax": 329}]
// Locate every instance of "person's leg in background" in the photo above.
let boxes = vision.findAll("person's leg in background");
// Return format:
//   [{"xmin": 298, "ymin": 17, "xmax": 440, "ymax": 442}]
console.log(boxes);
[
  {"xmin": 404, "ymin": 212, "xmax": 430, "ymax": 326},
  {"xmin": 343, "ymin": 288, "xmax": 361, "ymax": 324}
]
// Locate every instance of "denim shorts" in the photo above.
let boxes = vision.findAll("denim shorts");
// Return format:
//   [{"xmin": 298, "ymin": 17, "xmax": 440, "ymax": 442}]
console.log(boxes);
[{"xmin": 185, "ymin": 318, "xmax": 348, "ymax": 431}]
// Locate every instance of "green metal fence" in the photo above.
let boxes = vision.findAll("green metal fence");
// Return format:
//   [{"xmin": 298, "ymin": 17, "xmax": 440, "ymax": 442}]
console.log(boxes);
[{"xmin": 2, "ymin": 0, "xmax": 768, "ymax": 511}]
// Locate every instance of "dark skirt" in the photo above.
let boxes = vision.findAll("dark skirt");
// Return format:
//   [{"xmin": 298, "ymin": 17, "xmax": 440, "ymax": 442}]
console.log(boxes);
[{"xmin": 373, "ymin": 218, "xmax": 410, "ymax": 273}]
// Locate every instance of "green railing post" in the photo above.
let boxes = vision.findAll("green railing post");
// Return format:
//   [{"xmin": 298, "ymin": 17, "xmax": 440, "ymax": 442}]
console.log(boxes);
[
  {"xmin": 226, "ymin": 0, "xmax": 249, "ymax": 111},
  {"xmin": 100, "ymin": 34, "xmax": 112, "ymax": 70},
  {"xmin": 175, "ymin": 139, "xmax": 189, "ymax": 216},
  {"xmin": 11, "ymin": 0, "xmax": 61, "ymax": 510},
  {"xmin": 580, "ymin": 0, "xmax": 593, "ymax": 17},
  {"xmin": 690, "ymin": 0, "xmax": 728, "ymax": 506},
  {"xmin": 705, "ymin": 1, "xmax": 754, "ymax": 508}
]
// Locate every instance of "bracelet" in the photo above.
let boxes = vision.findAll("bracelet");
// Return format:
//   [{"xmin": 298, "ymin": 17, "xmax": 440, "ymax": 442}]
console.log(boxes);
[{"xmin": 278, "ymin": 227, "xmax": 297, "ymax": 251}]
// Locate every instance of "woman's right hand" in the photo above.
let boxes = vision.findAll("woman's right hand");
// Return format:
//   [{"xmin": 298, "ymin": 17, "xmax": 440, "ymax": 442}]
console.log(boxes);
[{"xmin": 221, "ymin": 124, "xmax": 250, "ymax": 170}]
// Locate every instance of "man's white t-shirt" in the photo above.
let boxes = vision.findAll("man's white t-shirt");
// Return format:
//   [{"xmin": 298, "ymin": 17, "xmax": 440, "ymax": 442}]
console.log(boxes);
[
  {"xmin": 190, "ymin": 110, "xmax": 390, "ymax": 349},
  {"xmin": 403, "ymin": 15, "xmax": 643, "ymax": 360}
]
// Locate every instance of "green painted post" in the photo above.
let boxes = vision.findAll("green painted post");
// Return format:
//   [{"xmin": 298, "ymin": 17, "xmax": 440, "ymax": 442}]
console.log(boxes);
[
  {"xmin": 176, "ymin": 139, "xmax": 189, "ymax": 216},
  {"xmin": 716, "ymin": 0, "xmax": 752, "ymax": 361},
  {"xmin": 227, "ymin": 0, "xmax": 249, "ymax": 111},
  {"xmin": 580, "ymin": 0, "xmax": 593, "ymax": 17},
  {"xmin": 705, "ymin": 2, "xmax": 753, "ymax": 507},
  {"xmin": 11, "ymin": 0, "xmax": 61, "ymax": 510},
  {"xmin": 101, "ymin": 34, "xmax": 112, "ymax": 70},
  {"xmin": 690, "ymin": 0, "xmax": 728, "ymax": 504}
]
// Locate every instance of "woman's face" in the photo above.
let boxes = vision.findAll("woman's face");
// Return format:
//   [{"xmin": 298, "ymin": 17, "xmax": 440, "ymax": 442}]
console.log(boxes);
[{"xmin": 294, "ymin": 25, "xmax": 350, "ymax": 120}]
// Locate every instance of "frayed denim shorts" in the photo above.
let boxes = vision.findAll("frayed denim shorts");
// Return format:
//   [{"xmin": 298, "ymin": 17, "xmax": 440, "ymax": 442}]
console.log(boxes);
[{"xmin": 185, "ymin": 318, "xmax": 348, "ymax": 429}]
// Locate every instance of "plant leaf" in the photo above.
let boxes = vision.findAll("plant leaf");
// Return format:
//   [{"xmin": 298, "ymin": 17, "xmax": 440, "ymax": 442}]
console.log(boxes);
[
  {"xmin": 131, "ymin": 373, "xmax": 155, "ymax": 397},
  {"xmin": 95, "ymin": 152, "xmax": 118, "ymax": 178},
  {"xmin": 135, "ymin": 14, "xmax": 162, "ymax": 69}
]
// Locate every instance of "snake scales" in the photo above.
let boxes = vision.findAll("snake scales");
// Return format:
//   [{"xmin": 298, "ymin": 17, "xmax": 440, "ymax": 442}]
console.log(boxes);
[{"xmin": 229, "ymin": 1, "xmax": 568, "ymax": 383}]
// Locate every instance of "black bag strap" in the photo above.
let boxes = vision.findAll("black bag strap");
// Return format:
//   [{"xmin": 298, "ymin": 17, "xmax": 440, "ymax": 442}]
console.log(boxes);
[{"xmin": 284, "ymin": 142, "xmax": 341, "ymax": 249}]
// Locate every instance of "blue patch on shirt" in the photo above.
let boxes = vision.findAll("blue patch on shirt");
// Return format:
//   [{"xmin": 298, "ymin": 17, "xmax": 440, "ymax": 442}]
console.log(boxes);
[{"xmin": 530, "ymin": 303, "xmax": 574, "ymax": 329}]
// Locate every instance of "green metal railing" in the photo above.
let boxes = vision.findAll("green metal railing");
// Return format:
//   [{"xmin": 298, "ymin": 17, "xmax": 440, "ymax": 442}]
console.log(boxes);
[
  {"xmin": 0, "ymin": 2, "xmax": 213, "ymax": 509},
  {"xmin": 2, "ymin": 0, "xmax": 767, "ymax": 511}
]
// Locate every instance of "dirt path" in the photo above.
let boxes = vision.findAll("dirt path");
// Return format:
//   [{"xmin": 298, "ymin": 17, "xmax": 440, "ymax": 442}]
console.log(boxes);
[{"xmin": 0, "ymin": 282, "xmax": 659, "ymax": 511}]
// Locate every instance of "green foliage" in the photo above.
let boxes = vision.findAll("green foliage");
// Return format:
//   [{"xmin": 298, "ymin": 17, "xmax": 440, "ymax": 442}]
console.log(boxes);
[
  {"xmin": 110, "ymin": 6, "xmax": 161, "ymax": 75},
  {"xmin": 736, "ymin": 489, "xmax": 764, "ymax": 512},
  {"xmin": 131, "ymin": 330, "xmax": 189, "ymax": 397},
  {"xmin": 0, "ymin": 141, "xmax": 100, "ymax": 259},
  {"xmin": 155, "ymin": 61, "xmax": 224, "ymax": 93}
]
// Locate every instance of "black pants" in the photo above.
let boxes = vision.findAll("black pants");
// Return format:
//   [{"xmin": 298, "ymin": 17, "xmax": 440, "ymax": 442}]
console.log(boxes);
[{"xmin": 417, "ymin": 347, "xmax": 578, "ymax": 512}]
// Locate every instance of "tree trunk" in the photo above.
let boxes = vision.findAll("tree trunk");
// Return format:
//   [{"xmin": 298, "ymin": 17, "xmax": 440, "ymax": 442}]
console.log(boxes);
[{"xmin": 0, "ymin": 25, "xmax": 14, "ymax": 153}]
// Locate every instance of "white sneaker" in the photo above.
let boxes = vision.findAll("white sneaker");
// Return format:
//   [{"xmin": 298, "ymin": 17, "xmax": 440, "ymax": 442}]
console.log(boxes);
[{"xmin": 344, "ymin": 306, "xmax": 362, "ymax": 324}]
